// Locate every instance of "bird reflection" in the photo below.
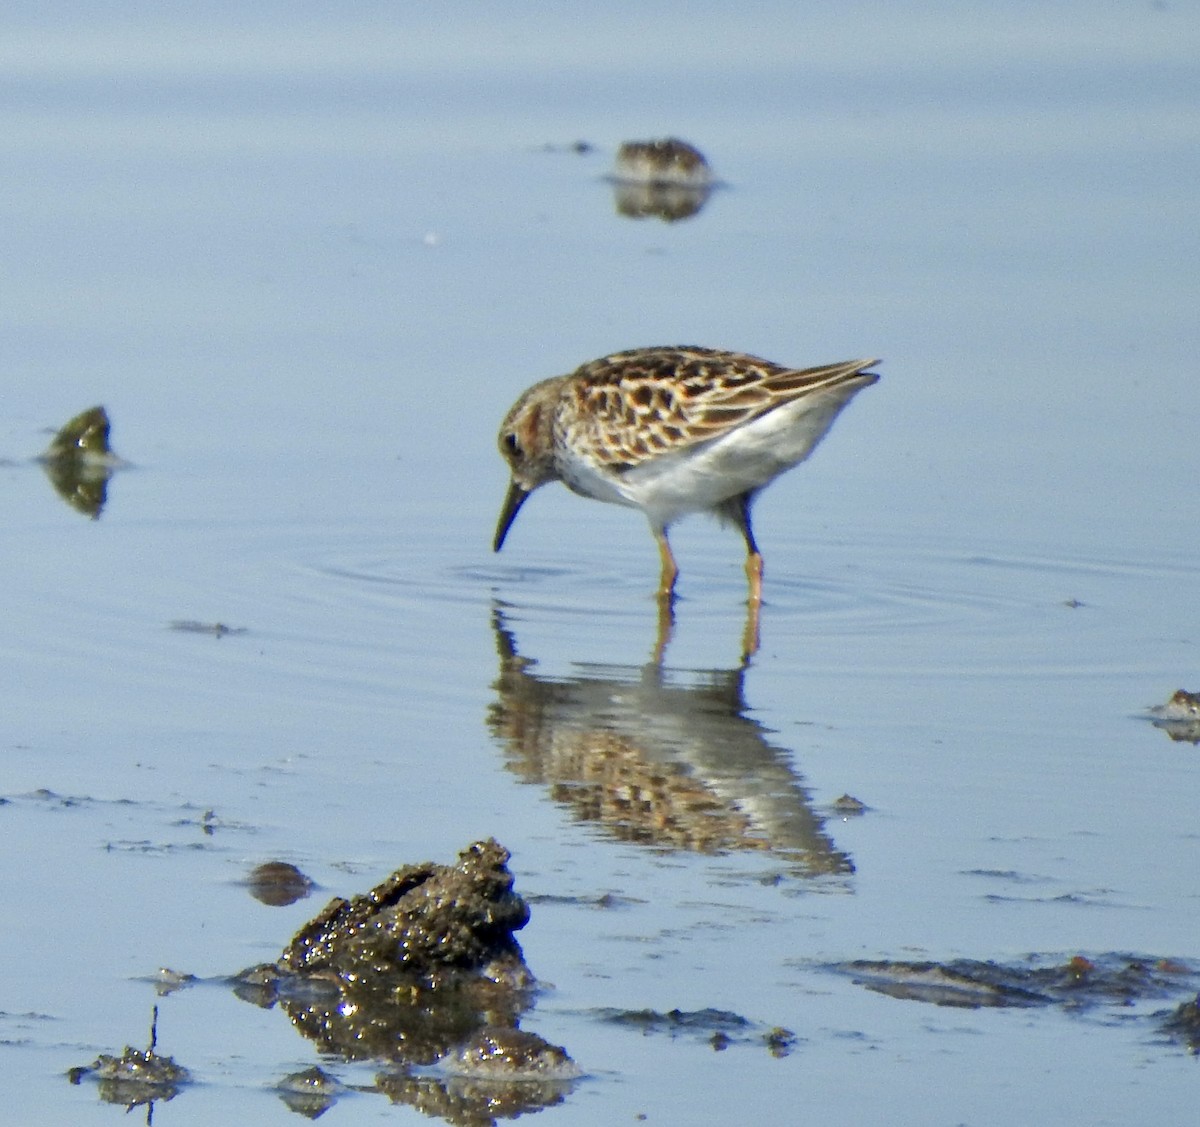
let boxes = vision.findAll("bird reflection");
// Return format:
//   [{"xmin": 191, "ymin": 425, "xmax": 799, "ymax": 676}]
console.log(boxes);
[
  {"xmin": 610, "ymin": 179, "xmax": 715, "ymax": 223},
  {"xmin": 38, "ymin": 405, "xmax": 123, "ymax": 518},
  {"xmin": 487, "ymin": 607, "xmax": 852, "ymax": 876}
]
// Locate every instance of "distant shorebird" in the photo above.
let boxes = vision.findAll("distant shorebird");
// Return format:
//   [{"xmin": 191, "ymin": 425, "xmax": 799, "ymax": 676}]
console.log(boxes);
[
  {"xmin": 610, "ymin": 139, "xmax": 716, "ymax": 222},
  {"xmin": 493, "ymin": 346, "xmax": 878, "ymax": 652},
  {"xmin": 613, "ymin": 138, "xmax": 713, "ymax": 188}
]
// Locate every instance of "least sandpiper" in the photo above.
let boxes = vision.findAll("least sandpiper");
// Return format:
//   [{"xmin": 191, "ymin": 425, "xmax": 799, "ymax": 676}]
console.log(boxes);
[
  {"xmin": 611, "ymin": 139, "xmax": 715, "ymax": 222},
  {"xmin": 613, "ymin": 138, "xmax": 713, "ymax": 188},
  {"xmin": 494, "ymin": 346, "xmax": 878, "ymax": 618}
]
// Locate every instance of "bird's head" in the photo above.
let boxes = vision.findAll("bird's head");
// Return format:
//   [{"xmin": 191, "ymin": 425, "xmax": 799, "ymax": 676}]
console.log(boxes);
[{"xmin": 493, "ymin": 379, "xmax": 562, "ymax": 552}]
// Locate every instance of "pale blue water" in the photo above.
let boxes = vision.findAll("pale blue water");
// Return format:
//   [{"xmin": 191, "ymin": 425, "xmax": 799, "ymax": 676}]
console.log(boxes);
[{"xmin": 2, "ymin": 3, "xmax": 1199, "ymax": 1123}]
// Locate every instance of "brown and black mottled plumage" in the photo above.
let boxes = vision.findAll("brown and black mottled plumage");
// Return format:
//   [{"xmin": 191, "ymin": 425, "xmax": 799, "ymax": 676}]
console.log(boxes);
[{"xmin": 494, "ymin": 346, "xmax": 879, "ymax": 628}]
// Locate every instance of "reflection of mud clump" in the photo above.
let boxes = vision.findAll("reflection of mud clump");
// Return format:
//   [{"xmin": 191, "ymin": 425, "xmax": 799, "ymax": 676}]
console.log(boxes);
[
  {"xmin": 275, "ymin": 1065, "xmax": 341, "ymax": 1118},
  {"xmin": 377, "ymin": 1035, "xmax": 577, "ymax": 1122},
  {"xmin": 447, "ymin": 1025, "xmax": 580, "ymax": 1078}
]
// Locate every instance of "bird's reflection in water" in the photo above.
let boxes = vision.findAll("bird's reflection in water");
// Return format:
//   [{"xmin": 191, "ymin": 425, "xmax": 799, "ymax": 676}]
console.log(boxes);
[
  {"xmin": 610, "ymin": 179, "xmax": 715, "ymax": 223},
  {"xmin": 487, "ymin": 607, "xmax": 852, "ymax": 877}
]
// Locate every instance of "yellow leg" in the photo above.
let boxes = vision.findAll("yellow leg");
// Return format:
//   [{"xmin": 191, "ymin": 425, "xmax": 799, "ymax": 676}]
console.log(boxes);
[
  {"xmin": 742, "ymin": 551, "xmax": 763, "ymax": 659},
  {"xmin": 744, "ymin": 550, "xmax": 763, "ymax": 607},
  {"xmin": 651, "ymin": 529, "xmax": 679, "ymax": 665},
  {"xmin": 654, "ymin": 529, "xmax": 679, "ymax": 601},
  {"xmin": 652, "ymin": 593, "xmax": 676, "ymax": 665}
]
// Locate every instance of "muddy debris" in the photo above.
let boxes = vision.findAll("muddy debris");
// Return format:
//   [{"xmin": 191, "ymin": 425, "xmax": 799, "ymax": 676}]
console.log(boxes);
[
  {"xmin": 596, "ymin": 1006, "xmax": 797, "ymax": 1055},
  {"xmin": 539, "ymin": 139, "xmax": 594, "ymax": 154},
  {"xmin": 169, "ymin": 619, "xmax": 248, "ymax": 638},
  {"xmin": 274, "ymin": 1065, "xmax": 342, "ymax": 1118},
  {"xmin": 1147, "ymin": 689, "xmax": 1200, "ymax": 744},
  {"xmin": 234, "ymin": 838, "xmax": 578, "ymax": 1092},
  {"xmin": 1160, "ymin": 993, "xmax": 1200, "ymax": 1053},
  {"xmin": 149, "ymin": 966, "xmax": 198, "ymax": 995},
  {"xmin": 245, "ymin": 860, "xmax": 314, "ymax": 906},
  {"xmin": 836, "ymin": 953, "xmax": 1199, "ymax": 1040},
  {"xmin": 446, "ymin": 1025, "xmax": 580, "ymax": 1079},
  {"xmin": 68, "ymin": 1006, "xmax": 189, "ymax": 1110},
  {"xmin": 839, "ymin": 959, "xmax": 1048, "ymax": 1008},
  {"xmin": 832, "ymin": 794, "xmax": 868, "ymax": 816},
  {"xmin": 37, "ymin": 405, "xmax": 124, "ymax": 519},
  {"xmin": 274, "ymin": 837, "xmax": 530, "ymax": 986}
]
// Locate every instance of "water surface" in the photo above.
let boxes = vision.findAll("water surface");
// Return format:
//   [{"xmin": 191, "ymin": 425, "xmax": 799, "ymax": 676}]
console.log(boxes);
[{"xmin": 2, "ymin": 3, "xmax": 1199, "ymax": 1123}]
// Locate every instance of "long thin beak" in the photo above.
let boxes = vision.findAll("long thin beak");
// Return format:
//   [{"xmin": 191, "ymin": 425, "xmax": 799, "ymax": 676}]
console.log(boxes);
[{"xmin": 493, "ymin": 479, "xmax": 530, "ymax": 552}]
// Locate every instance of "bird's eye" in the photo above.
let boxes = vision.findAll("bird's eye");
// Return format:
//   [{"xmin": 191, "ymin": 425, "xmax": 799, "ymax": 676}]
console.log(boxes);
[{"xmin": 503, "ymin": 433, "xmax": 521, "ymax": 455}]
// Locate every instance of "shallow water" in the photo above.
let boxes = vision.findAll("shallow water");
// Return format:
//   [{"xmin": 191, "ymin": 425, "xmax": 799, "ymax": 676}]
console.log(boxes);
[{"xmin": 3, "ymin": 3, "xmax": 1199, "ymax": 1123}]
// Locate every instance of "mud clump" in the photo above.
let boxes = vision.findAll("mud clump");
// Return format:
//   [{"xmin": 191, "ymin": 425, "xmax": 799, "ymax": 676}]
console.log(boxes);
[
  {"xmin": 245, "ymin": 860, "xmax": 314, "ymax": 906},
  {"xmin": 839, "ymin": 954, "xmax": 1196, "ymax": 1010},
  {"xmin": 837, "ymin": 953, "xmax": 1200, "ymax": 1052},
  {"xmin": 1161, "ymin": 993, "xmax": 1200, "ymax": 1053},
  {"xmin": 447, "ymin": 1026, "xmax": 581, "ymax": 1078},
  {"xmin": 276, "ymin": 838, "xmax": 531, "ymax": 987},
  {"xmin": 235, "ymin": 839, "xmax": 574, "ymax": 1088},
  {"xmin": 68, "ymin": 1007, "xmax": 189, "ymax": 1111},
  {"xmin": 76, "ymin": 842, "xmax": 576, "ymax": 1118},
  {"xmin": 1148, "ymin": 689, "xmax": 1200, "ymax": 744},
  {"xmin": 597, "ymin": 1006, "xmax": 798, "ymax": 1055},
  {"xmin": 274, "ymin": 1065, "xmax": 342, "ymax": 1118},
  {"xmin": 38, "ymin": 405, "xmax": 123, "ymax": 519}
]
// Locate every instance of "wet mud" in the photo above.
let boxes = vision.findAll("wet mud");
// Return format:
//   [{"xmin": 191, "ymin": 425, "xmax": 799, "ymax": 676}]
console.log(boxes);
[
  {"xmin": 233, "ymin": 840, "xmax": 579, "ymax": 1119},
  {"xmin": 36, "ymin": 405, "xmax": 123, "ymax": 519},
  {"xmin": 66, "ymin": 836, "xmax": 817, "ymax": 1119},
  {"xmin": 234, "ymin": 840, "xmax": 544, "ymax": 1052},
  {"xmin": 243, "ymin": 860, "xmax": 314, "ymax": 906},
  {"xmin": 835, "ymin": 953, "xmax": 1200, "ymax": 1050},
  {"xmin": 595, "ymin": 1007, "xmax": 798, "ymax": 1055},
  {"xmin": 68, "ymin": 1007, "xmax": 189, "ymax": 1112},
  {"xmin": 1147, "ymin": 690, "xmax": 1200, "ymax": 744}
]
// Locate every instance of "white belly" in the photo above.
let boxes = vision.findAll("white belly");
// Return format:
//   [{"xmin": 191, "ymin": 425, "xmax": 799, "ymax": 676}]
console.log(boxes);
[{"xmin": 621, "ymin": 388, "xmax": 865, "ymax": 527}]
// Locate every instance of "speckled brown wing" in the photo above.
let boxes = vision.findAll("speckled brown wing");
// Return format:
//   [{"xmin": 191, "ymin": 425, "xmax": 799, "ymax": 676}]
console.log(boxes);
[{"xmin": 557, "ymin": 347, "xmax": 877, "ymax": 470}]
